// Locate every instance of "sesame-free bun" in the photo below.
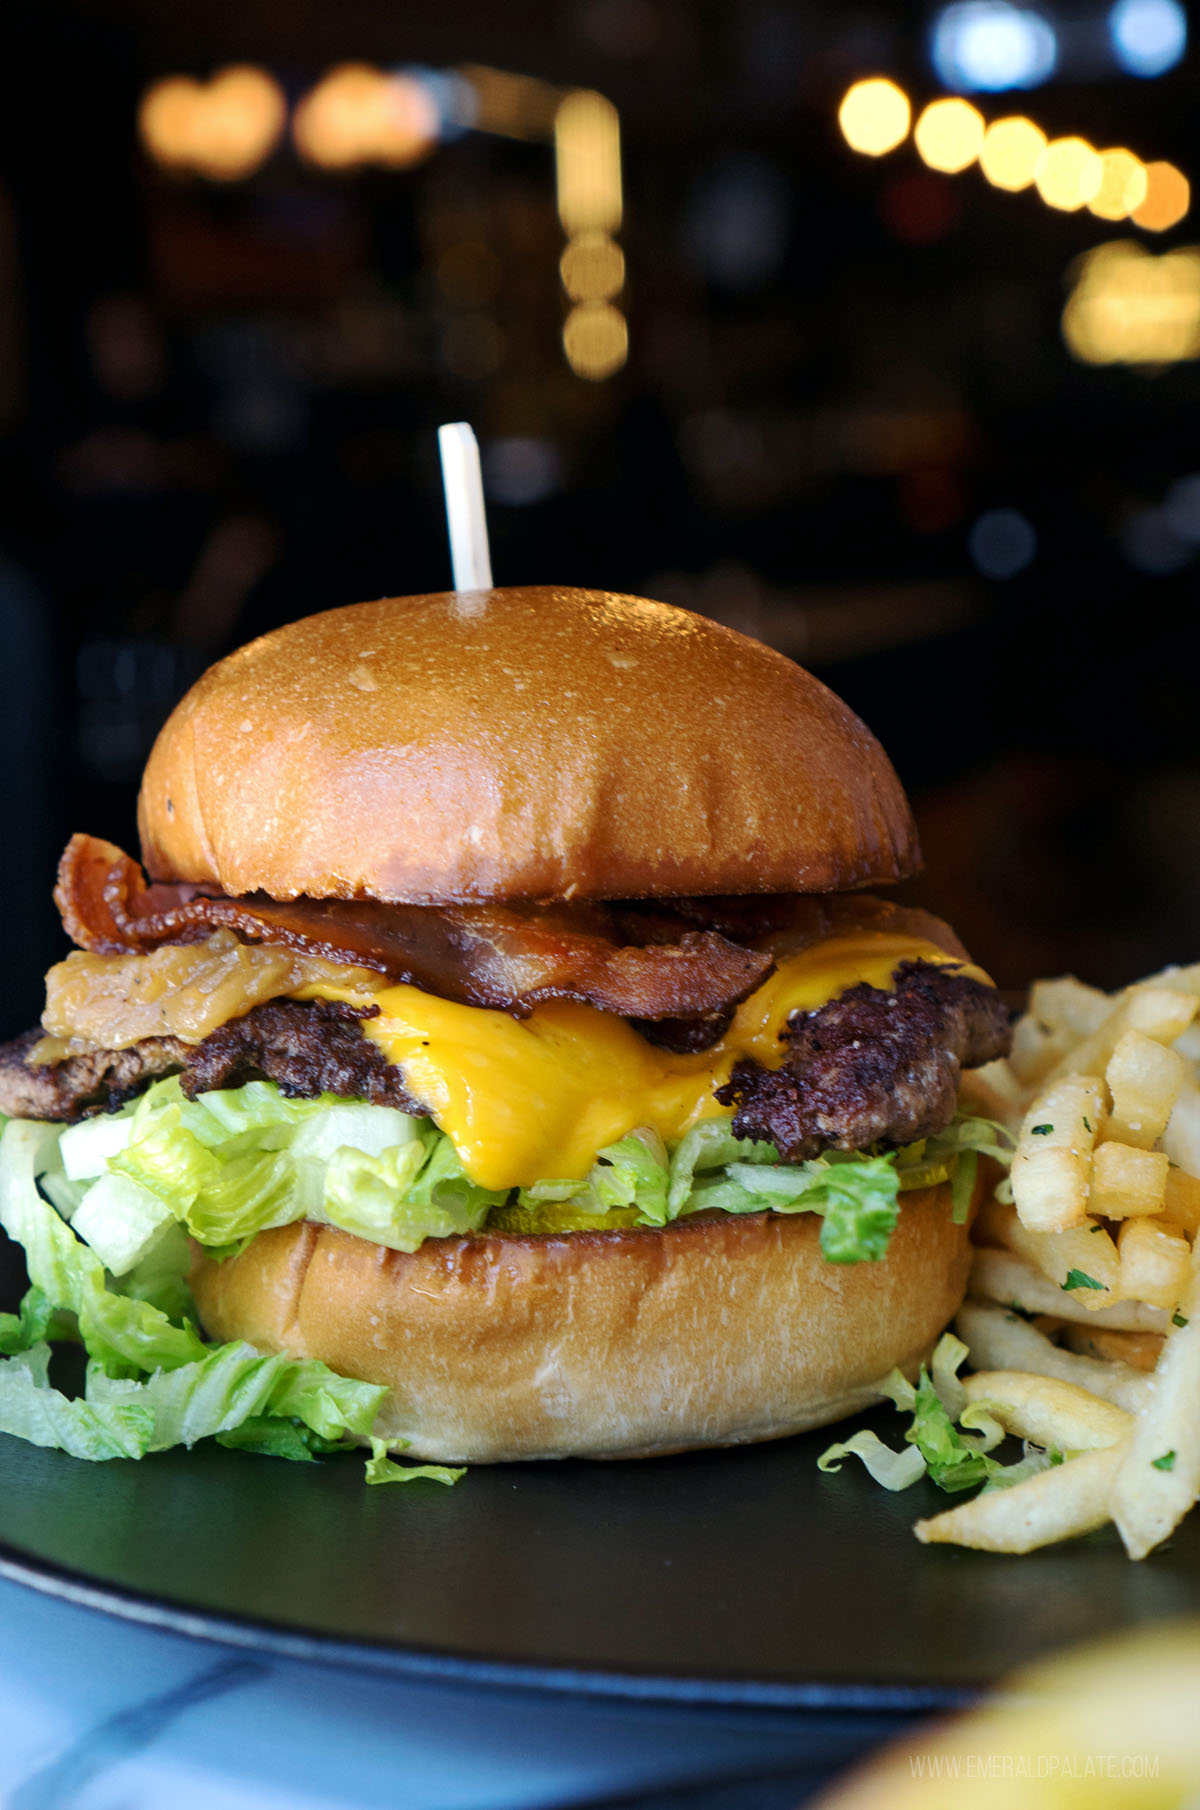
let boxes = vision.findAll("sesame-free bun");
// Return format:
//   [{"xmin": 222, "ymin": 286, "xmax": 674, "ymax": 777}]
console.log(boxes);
[
  {"xmin": 138, "ymin": 587, "xmax": 919, "ymax": 904},
  {"xmin": 189, "ymin": 1185, "xmax": 969, "ymax": 1464}
]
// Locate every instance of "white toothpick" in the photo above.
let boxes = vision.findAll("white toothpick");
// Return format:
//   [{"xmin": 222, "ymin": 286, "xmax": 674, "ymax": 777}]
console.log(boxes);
[{"xmin": 437, "ymin": 421, "xmax": 494, "ymax": 592}]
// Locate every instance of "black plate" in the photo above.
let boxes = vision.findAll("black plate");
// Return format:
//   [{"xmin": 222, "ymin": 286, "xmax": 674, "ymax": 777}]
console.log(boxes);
[{"xmin": 3, "ymin": 1242, "xmax": 1199, "ymax": 1708}]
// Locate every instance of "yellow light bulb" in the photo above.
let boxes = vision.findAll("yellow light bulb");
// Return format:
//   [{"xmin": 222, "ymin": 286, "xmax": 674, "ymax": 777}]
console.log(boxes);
[
  {"xmin": 914, "ymin": 98, "xmax": 984, "ymax": 174},
  {"xmin": 979, "ymin": 116, "xmax": 1047, "ymax": 192},
  {"xmin": 1132, "ymin": 162, "xmax": 1191, "ymax": 232},
  {"xmin": 559, "ymin": 233, "xmax": 626, "ymax": 302},
  {"xmin": 1035, "ymin": 137, "xmax": 1103, "ymax": 212},
  {"xmin": 1088, "ymin": 149, "xmax": 1149, "ymax": 222},
  {"xmin": 562, "ymin": 301, "xmax": 628, "ymax": 379},
  {"xmin": 555, "ymin": 91, "xmax": 623, "ymax": 235},
  {"xmin": 1063, "ymin": 240, "xmax": 1200, "ymax": 366},
  {"xmin": 838, "ymin": 79, "xmax": 911, "ymax": 158}
]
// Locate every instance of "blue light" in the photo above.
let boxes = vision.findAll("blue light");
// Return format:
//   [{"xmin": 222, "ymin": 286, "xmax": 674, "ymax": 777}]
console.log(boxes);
[
  {"xmin": 1109, "ymin": 0, "xmax": 1187, "ymax": 76},
  {"xmin": 968, "ymin": 508, "xmax": 1037, "ymax": 578},
  {"xmin": 931, "ymin": 3, "xmax": 1058, "ymax": 91}
]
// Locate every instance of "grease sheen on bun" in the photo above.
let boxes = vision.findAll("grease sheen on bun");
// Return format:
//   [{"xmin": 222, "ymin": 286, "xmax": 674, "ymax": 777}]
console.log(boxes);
[
  {"xmin": 190, "ymin": 1187, "xmax": 971, "ymax": 1464},
  {"xmin": 137, "ymin": 587, "xmax": 919, "ymax": 905}
]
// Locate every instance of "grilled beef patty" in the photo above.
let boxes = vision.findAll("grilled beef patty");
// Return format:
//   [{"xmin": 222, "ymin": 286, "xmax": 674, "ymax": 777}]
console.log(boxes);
[
  {"xmin": 0, "ymin": 962, "xmax": 1010, "ymax": 1160},
  {"xmin": 0, "ymin": 998, "xmax": 421, "ymax": 1121},
  {"xmin": 714, "ymin": 961, "xmax": 1012, "ymax": 1159}
]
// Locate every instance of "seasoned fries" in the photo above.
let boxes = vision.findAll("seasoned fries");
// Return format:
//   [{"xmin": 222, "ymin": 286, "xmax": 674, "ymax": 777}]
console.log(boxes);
[
  {"xmin": 960, "ymin": 1370, "xmax": 1132, "ymax": 1450},
  {"xmin": 968, "ymin": 1248, "xmax": 1168, "ymax": 1331},
  {"xmin": 915, "ymin": 1441, "xmax": 1128, "ymax": 1554},
  {"xmin": 823, "ymin": 954, "xmax": 1200, "ymax": 1562},
  {"xmin": 1105, "ymin": 1030, "xmax": 1184, "ymax": 1148},
  {"xmin": 1115, "ymin": 1214, "xmax": 1191, "ymax": 1312},
  {"xmin": 1010, "ymin": 1076, "xmax": 1106, "ymax": 1232},
  {"xmin": 954, "ymin": 1298, "xmax": 1153, "ymax": 1411},
  {"xmin": 1089, "ymin": 1138, "xmax": 1170, "ymax": 1218},
  {"xmin": 1110, "ymin": 1260, "xmax": 1200, "ymax": 1559},
  {"xmin": 1044, "ymin": 983, "xmax": 1196, "ymax": 1086},
  {"xmin": 1057, "ymin": 1321, "xmax": 1164, "ymax": 1372}
]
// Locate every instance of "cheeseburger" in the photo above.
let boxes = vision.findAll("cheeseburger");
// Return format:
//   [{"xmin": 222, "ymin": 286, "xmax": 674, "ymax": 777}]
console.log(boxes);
[{"xmin": 0, "ymin": 588, "xmax": 1011, "ymax": 1467}]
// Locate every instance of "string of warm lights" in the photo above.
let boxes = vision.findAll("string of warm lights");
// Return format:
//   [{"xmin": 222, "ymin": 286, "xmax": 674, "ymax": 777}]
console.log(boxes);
[
  {"xmin": 137, "ymin": 63, "xmax": 628, "ymax": 383},
  {"xmin": 838, "ymin": 77, "xmax": 1189, "ymax": 230},
  {"xmin": 1063, "ymin": 240, "xmax": 1200, "ymax": 365},
  {"xmin": 554, "ymin": 90, "xmax": 627, "ymax": 381},
  {"xmin": 137, "ymin": 66, "xmax": 288, "ymax": 183}
]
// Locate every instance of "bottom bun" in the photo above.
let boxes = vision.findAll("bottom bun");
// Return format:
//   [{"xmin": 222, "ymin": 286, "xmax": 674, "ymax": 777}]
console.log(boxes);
[{"xmin": 191, "ymin": 1186, "xmax": 972, "ymax": 1463}]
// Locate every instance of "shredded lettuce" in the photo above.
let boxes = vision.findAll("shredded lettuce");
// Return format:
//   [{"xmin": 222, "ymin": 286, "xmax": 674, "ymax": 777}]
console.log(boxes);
[
  {"xmin": 817, "ymin": 1331, "xmax": 1061, "ymax": 1501},
  {"xmin": 506, "ymin": 1109, "xmax": 1008, "ymax": 1260},
  {"xmin": 364, "ymin": 1437, "xmax": 465, "ymax": 1487},
  {"xmin": 86, "ymin": 1340, "xmax": 384, "ymax": 1452},
  {"xmin": 0, "ymin": 1344, "xmax": 154, "ymax": 1460},
  {"xmin": 95, "ymin": 1077, "xmax": 502, "ymax": 1254},
  {"xmin": 817, "ymin": 1428, "xmax": 927, "ymax": 1490},
  {"xmin": 0, "ymin": 1118, "xmax": 393, "ymax": 1472}
]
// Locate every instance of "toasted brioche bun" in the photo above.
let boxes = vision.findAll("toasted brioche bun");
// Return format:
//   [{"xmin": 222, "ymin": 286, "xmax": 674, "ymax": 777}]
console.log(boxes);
[
  {"xmin": 190, "ymin": 1185, "xmax": 970, "ymax": 1464},
  {"xmin": 137, "ymin": 587, "xmax": 919, "ymax": 905}
]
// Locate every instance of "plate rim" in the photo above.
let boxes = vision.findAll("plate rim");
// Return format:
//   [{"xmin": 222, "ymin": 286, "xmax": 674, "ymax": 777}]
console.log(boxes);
[{"xmin": 0, "ymin": 1539, "xmax": 981, "ymax": 1713}]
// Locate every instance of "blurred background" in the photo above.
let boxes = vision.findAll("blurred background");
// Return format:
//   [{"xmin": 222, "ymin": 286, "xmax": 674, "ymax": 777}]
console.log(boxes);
[{"xmin": 2, "ymin": 0, "xmax": 1199, "ymax": 1037}]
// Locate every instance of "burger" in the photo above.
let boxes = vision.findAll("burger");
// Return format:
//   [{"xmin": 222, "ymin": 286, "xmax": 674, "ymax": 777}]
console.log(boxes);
[{"xmin": 0, "ymin": 587, "xmax": 1011, "ymax": 1468}]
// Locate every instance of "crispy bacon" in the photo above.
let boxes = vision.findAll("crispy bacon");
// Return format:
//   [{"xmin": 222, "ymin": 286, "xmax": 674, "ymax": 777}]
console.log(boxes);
[{"xmin": 54, "ymin": 835, "xmax": 774, "ymax": 1023}]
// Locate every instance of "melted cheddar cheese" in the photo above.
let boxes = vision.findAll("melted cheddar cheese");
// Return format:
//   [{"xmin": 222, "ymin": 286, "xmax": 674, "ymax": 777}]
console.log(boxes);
[{"xmin": 299, "ymin": 931, "xmax": 988, "ymax": 1190}]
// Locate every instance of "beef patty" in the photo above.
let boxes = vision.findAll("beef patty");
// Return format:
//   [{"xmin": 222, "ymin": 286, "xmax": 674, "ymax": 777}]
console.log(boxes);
[
  {"xmin": 0, "ymin": 962, "xmax": 1010, "ymax": 1158},
  {"xmin": 0, "ymin": 998, "xmax": 421, "ymax": 1121},
  {"xmin": 714, "ymin": 960, "xmax": 1012, "ymax": 1159}
]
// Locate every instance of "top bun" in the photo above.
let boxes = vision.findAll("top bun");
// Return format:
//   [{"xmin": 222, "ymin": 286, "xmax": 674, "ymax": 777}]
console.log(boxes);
[{"xmin": 137, "ymin": 587, "xmax": 920, "ymax": 904}]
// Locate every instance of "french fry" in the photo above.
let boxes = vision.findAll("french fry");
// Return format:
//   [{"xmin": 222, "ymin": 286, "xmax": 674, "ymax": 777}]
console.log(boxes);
[
  {"xmin": 955, "ymin": 1300, "xmax": 1152, "ymax": 1411},
  {"xmin": 1115, "ymin": 1215, "xmax": 1191, "ymax": 1313},
  {"xmin": 1161, "ymin": 1166, "xmax": 1200, "ymax": 1237},
  {"xmin": 1028, "ymin": 975, "xmax": 1114, "ymax": 1038},
  {"xmin": 987, "ymin": 1198, "xmax": 1122, "ymax": 1303},
  {"xmin": 1163, "ymin": 1080, "xmax": 1200, "ymax": 1180},
  {"xmin": 1045, "ymin": 984, "xmax": 1197, "ymax": 1085},
  {"xmin": 1110, "ymin": 1263, "xmax": 1200, "ymax": 1559},
  {"xmin": 969, "ymin": 1248, "xmax": 1169, "ymax": 1333},
  {"xmin": 1105, "ymin": 1030, "xmax": 1184, "ymax": 1149},
  {"xmin": 1058, "ymin": 1322, "xmax": 1164, "ymax": 1372},
  {"xmin": 1136, "ymin": 959, "xmax": 1200, "ymax": 996},
  {"xmin": 1009, "ymin": 1015, "xmax": 1078, "ymax": 1088},
  {"xmin": 1089, "ymin": 1140, "xmax": 1170, "ymax": 1219},
  {"xmin": 915, "ymin": 1440, "xmax": 1127, "ymax": 1553},
  {"xmin": 961, "ymin": 1370, "xmax": 1132, "ymax": 1451},
  {"xmin": 1010, "ymin": 1076, "xmax": 1107, "ymax": 1232}
]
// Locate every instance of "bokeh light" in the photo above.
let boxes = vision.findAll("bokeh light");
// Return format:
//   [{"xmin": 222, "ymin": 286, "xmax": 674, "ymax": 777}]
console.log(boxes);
[
  {"xmin": 1063, "ymin": 239, "xmax": 1200, "ymax": 365},
  {"xmin": 562, "ymin": 300, "xmax": 629, "ymax": 379},
  {"xmin": 914, "ymin": 98, "xmax": 985, "ymax": 174},
  {"xmin": 1109, "ymin": 0, "xmax": 1187, "ymax": 77},
  {"xmin": 138, "ymin": 66, "xmax": 287, "ymax": 182},
  {"xmin": 1034, "ymin": 136, "xmax": 1103, "ymax": 211},
  {"xmin": 555, "ymin": 90, "xmax": 626, "ymax": 378},
  {"xmin": 293, "ymin": 64, "xmax": 439, "ymax": 170},
  {"xmin": 560, "ymin": 232, "xmax": 626, "ymax": 302},
  {"xmin": 968, "ymin": 507, "xmax": 1037, "ymax": 577},
  {"xmin": 1131, "ymin": 161, "xmax": 1191, "ymax": 231},
  {"xmin": 978, "ymin": 115, "xmax": 1046, "ymax": 190},
  {"xmin": 837, "ymin": 80, "xmax": 912, "ymax": 157},
  {"xmin": 930, "ymin": 3, "xmax": 1058, "ymax": 92},
  {"xmin": 1088, "ymin": 149, "xmax": 1150, "ymax": 222},
  {"xmin": 555, "ymin": 90, "xmax": 623, "ymax": 234},
  {"xmin": 1120, "ymin": 506, "xmax": 1194, "ymax": 572},
  {"xmin": 1163, "ymin": 473, "xmax": 1200, "ymax": 543}
]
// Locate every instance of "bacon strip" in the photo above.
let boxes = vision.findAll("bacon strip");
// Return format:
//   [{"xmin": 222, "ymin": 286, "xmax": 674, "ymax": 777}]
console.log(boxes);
[{"xmin": 54, "ymin": 835, "xmax": 773, "ymax": 1023}]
